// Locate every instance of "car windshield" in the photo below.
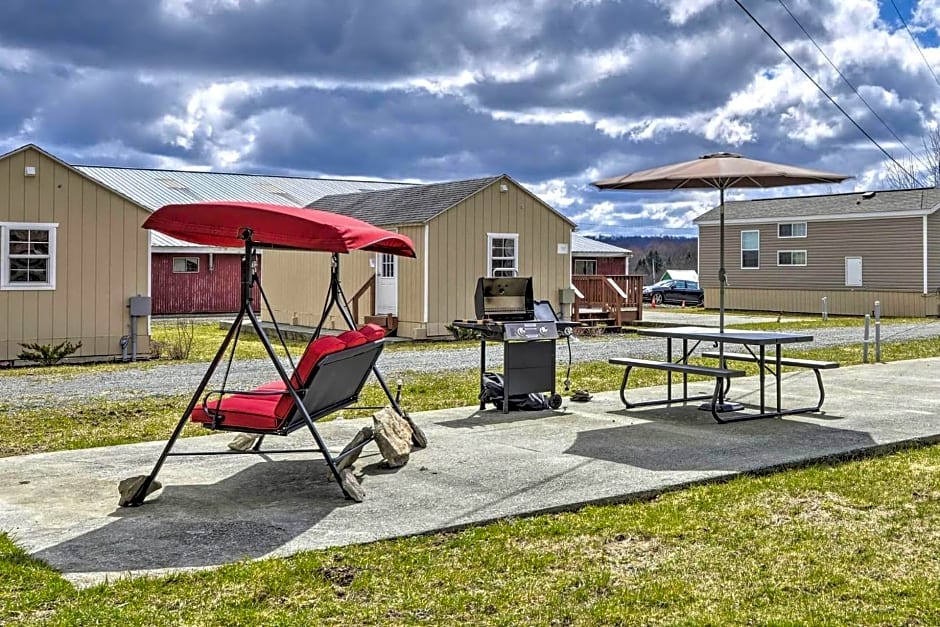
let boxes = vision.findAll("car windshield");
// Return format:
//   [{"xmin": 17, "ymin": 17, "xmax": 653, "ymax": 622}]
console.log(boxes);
[{"xmin": 651, "ymin": 280, "xmax": 672, "ymax": 288}]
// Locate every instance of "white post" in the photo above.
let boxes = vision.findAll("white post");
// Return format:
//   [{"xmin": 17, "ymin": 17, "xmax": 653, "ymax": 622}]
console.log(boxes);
[
  {"xmin": 821, "ymin": 296, "xmax": 828, "ymax": 321},
  {"xmin": 874, "ymin": 300, "xmax": 881, "ymax": 362}
]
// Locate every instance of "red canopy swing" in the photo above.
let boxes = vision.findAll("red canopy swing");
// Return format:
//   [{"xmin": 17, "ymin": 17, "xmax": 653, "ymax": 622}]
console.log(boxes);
[{"xmin": 121, "ymin": 202, "xmax": 420, "ymax": 506}]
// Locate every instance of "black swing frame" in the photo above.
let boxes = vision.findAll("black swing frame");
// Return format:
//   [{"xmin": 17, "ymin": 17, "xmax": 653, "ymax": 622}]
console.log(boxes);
[{"xmin": 124, "ymin": 229, "xmax": 408, "ymax": 506}]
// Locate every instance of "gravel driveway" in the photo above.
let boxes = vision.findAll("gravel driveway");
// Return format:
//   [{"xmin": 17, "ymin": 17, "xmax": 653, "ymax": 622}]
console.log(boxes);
[{"xmin": 5, "ymin": 321, "xmax": 939, "ymax": 409}]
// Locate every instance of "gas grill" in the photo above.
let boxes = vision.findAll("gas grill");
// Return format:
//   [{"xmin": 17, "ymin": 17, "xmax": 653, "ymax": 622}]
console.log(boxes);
[{"xmin": 453, "ymin": 277, "xmax": 578, "ymax": 413}]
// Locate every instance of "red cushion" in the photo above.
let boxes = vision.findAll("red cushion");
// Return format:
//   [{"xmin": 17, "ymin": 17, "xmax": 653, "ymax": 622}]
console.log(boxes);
[
  {"xmin": 359, "ymin": 323, "xmax": 386, "ymax": 342},
  {"xmin": 191, "ymin": 326, "xmax": 382, "ymax": 431},
  {"xmin": 191, "ymin": 393, "xmax": 282, "ymax": 431}
]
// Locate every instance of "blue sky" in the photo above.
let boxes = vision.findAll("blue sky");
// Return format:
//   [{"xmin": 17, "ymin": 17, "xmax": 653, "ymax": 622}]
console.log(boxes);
[{"xmin": 3, "ymin": 0, "xmax": 940, "ymax": 237}]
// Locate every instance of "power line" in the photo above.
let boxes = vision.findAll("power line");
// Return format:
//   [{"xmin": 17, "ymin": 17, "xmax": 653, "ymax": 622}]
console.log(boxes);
[
  {"xmin": 888, "ymin": 0, "xmax": 940, "ymax": 90},
  {"xmin": 731, "ymin": 0, "xmax": 924, "ymax": 186},
  {"xmin": 777, "ymin": 0, "xmax": 922, "ymax": 165}
]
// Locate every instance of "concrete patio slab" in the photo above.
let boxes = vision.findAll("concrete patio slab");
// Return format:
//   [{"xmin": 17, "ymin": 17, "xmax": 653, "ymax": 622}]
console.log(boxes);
[{"xmin": 2, "ymin": 358, "xmax": 939, "ymax": 587}]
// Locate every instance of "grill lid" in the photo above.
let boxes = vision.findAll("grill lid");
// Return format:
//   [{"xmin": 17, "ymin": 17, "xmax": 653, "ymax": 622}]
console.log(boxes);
[{"xmin": 474, "ymin": 277, "xmax": 534, "ymax": 321}]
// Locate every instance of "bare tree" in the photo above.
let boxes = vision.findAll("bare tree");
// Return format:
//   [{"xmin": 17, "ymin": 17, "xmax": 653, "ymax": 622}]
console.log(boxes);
[{"xmin": 884, "ymin": 125, "xmax": 940, "ymax": 189}]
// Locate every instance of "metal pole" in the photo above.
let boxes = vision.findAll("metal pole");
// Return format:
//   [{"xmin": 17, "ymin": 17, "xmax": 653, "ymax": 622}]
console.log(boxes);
[
  {"xmin": 821, "ymin": 296, "xmax": 828, "ymax": 321},
  {"xmin": 874, "ymin": 300, "xmax": 881, "ymax": 362},
  {"xmin": 719, "ymin": 186, "xmax": 726, "ymax": 335},
  {"xmin": 863, "ymin": 313, "xmax": 870, "ymax": 363}
]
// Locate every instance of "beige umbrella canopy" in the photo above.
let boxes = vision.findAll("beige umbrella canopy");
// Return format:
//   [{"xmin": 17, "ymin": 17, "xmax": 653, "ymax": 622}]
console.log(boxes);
[{"xmin": 593, "ymin": 152, "xmax": 851, "ymax": 331}]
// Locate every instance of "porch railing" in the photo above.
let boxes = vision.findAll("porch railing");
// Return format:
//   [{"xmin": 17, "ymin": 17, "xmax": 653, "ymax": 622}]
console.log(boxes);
[
  {"xmin": 571, "ymin": 274, "xmax": 644, "ymax": 325},
  {"xmin": 349, "ymin": 274, "xmax": 376, "ymax": 325}
]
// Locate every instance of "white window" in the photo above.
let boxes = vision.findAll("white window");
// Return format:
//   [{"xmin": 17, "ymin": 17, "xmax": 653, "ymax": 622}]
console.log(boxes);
[
  {"xmin": 172, "ymin": 257, "xmax": 199, "ymax": 273},
  {"xmin": 778, "ymin": 222, "xmax": 807, "ymax": 238},
  {"xmin": 487, "ymin": 233, "xmax": 518, "ymax": 277},
  {"xmin": 777, "ymin": 250, "xmax": 807, "ymax": 266},
  {"xmin": 1, "ymin": 222, "xmax": 57, "ymax": 290},
  {"xmin": 741, "ymin": 230, "xmax": 760, "ymax": 269},
  {"xmin": 573, "ymin": 259, "xmax": 597, "ymax": 275},
  {"xmin": 845, "ymin": 256, "xmax": 863, "ymax": 287}
]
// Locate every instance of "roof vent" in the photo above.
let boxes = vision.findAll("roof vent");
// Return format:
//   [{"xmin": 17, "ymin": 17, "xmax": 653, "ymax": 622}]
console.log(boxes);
[{"xmin": 861, "ymin": 191, "xmax": 876, "ymax": 200}]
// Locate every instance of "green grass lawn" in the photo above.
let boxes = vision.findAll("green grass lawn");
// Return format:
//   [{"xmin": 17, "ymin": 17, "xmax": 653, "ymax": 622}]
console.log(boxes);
[
  {"xmin": 2, "ymin": 326, "xmax": 940, "ymax": 624},
  {"xmin": 3, "ymin": 442, "xmax": 939, "ymax": 625}
]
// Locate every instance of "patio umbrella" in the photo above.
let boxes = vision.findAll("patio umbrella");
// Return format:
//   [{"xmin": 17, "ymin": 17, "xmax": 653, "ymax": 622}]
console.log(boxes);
[{"xmin": 592, "ymin": 152, "xmax": 851, "ymax": 332}]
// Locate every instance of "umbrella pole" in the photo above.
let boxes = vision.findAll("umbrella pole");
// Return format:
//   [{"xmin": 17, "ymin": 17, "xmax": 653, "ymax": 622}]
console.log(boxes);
[{"xmin": 719, "ymin": 186, "xmax": 725, "ymax": 335}]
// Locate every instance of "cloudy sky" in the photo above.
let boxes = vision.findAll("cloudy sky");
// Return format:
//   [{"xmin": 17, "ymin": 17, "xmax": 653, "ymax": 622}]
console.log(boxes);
[{"xmin": 2, "ymin": 0, "xmax": 940, "ymax": 236}]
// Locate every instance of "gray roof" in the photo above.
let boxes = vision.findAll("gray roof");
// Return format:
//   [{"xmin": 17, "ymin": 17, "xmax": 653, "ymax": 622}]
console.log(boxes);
[
  {"xmin": 75, "ymin": 165, "xmax": 411, "ymax": 249},
  {"xmin": 75, "ymin": 165, "xmax": 409, "ymax": 212},
  {"xmin": 571, "ymin": 233, "xmax": 632, "ymax": 256},
  {"xmin": 309, "ymin": 176, "xmax": 501, "ymax": 226},
  {"xmin": 694, "ymin": 187, "xmax": 940, "ymax": 224}
]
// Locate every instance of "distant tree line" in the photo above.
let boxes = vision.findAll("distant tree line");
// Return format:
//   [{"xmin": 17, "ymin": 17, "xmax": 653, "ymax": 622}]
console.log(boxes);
[{"xmin": 595, "ymin": 235, "xmax": 698, "ymax": 284}]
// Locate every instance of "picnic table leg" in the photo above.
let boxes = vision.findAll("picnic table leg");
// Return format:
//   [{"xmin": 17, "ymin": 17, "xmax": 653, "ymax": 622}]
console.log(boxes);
[
  {"xmin": 618, "ymin": 365, "xmax": 635, "ymax": 408},
  {"xmin": 775, "ymin": 348, "xmax": 782, "ymax": 413},
  {"xmin": 759, "ymin": 345, "xmax": 766, "ymax": 412}
]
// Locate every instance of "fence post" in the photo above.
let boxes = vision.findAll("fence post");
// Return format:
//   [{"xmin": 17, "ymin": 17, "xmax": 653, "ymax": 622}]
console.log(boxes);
[
  {"xmin": 874, "ymin": 300, "xmax": 881, "ymax": 362},
  {"xmin": 863, "ymin": 314, "xmax": 870, "ymax": 363},
  {"xmin": 821, "ymin": 296, "xmax": 828, "ymax": 321}
]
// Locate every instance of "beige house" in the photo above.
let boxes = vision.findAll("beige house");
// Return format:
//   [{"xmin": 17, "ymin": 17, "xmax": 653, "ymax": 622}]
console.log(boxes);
[
  {"xmin": 694, "ymin": 188, "xmax": 940, "ymax": 317},
  {"xmin": 263, "ymin": 176, "xmax": 576, "ymax": 338},
  {"xmin": 0, "ymin": 145, "xmax": 151, "ymax": 362}
]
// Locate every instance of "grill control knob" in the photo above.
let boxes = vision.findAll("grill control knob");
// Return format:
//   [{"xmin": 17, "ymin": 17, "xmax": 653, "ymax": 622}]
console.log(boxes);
[
  {"xmin": 539, "ymin": 326, "xmax": 548, "ymax": 336},
  {"xmin": 516, "ymin": 327, "xmax": 527, "ymax": 337}
]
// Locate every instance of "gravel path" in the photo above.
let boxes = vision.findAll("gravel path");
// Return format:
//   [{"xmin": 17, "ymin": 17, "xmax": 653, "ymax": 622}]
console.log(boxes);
[{"xmin": 6, "ymin": 321, "xmax": 939, "ymax": 409}]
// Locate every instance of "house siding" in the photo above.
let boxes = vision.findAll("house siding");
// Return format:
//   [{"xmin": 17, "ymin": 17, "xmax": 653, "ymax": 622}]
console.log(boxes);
[
  {"xmin": 151, "ymin": 252, "xmax": 261, "ymax": 315},
  {"xmin": 700, "ymin": 217, "xmax": 923, "ymax": 292},
  {"xmin": 707, "ymin": 288, "xmax": 932, "ymax": 317},
  {"xmin": 0, "ymin": 147, "xmax": 150, "ymax": 361},
  {"xmin": 395, "ymin": 224, "xmax": 426, "ymax": 339},
  {"xmin": 424, "ymin": 178, "xmax": 572, "ymax": 336}
]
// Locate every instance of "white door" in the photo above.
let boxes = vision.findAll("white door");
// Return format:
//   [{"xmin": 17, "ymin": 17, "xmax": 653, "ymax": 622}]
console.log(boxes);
[
  {"xmin": 375, "ymin": 252, "xmax": 398, "ymax": 315},
  {"xmin": 845, "ymin": 257, "xmax": 863, "ymax": 287}
]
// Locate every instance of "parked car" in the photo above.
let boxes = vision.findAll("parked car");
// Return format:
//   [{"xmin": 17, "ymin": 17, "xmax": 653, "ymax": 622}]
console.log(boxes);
[{"xmin": 642, "ymin": 279, "xmax": 704, "ymax": 306}]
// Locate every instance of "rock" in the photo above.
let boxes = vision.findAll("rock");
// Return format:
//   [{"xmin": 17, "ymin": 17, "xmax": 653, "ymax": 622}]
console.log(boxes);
[
  {"xmin": 227, "ymin": 433, "xmax": 260, "ymax": 452},
  {"xmin": 339, "ymin": 468, "xmax": 365, "ymax": 502},
  {"xmin": 372, "ymin": 405, "xmax": 413, "ymax": 467},
  {"xmin": 404, "ymin": 412, "xmax": 428, "ymax": 449},
  {"xmin": 117, "ymin": 475, "xmax": 162, "ymax": 507},
  {"xmin": 335, "ymin": 426, "xmax": 373, "ymax": 473}
]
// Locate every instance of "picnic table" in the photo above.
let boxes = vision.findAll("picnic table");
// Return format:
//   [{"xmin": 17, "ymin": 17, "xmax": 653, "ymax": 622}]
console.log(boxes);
[{"xmin": 610, "ymin": 326, "xmax": 839, "ymax": 423}]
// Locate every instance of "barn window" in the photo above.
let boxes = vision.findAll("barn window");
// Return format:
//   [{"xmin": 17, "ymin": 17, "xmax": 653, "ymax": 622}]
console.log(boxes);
[
  {"xmin": 778, "ymin": 222, "xmax": 807, "ymax": 238},
  {"xmin": 173, "ymin": 257, "xmax": 200, "ymax": 273},
  {"xmin": 487, "ymin": 233, "xmax": 518, "ymax": 277},
  {"xmin": 1, "ymin": 222, "xmax": 57, "ymax": 290},
  {"xmin": 573, "ymin": 259, "xmax": 597, "ymax": 275},
  {"xmin": 777, "ymin": 250, "xmax": 807, "ymax": 266},
  {"xmin": 741, "ymin": 230, "xmax": 760, "ymax": 269}
]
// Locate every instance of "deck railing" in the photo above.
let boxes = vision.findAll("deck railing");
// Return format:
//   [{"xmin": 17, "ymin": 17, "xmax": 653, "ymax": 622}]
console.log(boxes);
[{"xmin": 571, "ymin": 274, "xmax": 644, "ymax": 325}]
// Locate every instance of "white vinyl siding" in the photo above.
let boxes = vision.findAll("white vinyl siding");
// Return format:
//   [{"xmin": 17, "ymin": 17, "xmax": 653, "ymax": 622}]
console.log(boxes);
[
  {"xmin": 778, "ymin": 222, "xmax": 807, "ymax": 238},
  {"xmin": 487, "ymin": 233, "xmax": 519, "ymax": 277},
  {"xmin": 741, "ymin": 230, "xmax": 760, "ymax": 269},
  {"xmin": 777, "ymin": 250, "xmax": 807, "ymax": 266},
  {"xmin": 1, "ymin": 222, "xmax": 57, "ymax": 290}
]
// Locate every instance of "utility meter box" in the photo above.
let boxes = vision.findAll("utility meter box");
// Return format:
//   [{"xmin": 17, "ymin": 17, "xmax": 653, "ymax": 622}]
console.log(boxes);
[
  {"xmin": 558, "ymin": 288, "xmax": 575, "ymax": 305},
  {"xmin": 129, "ymin": 295, "xmax": 152, "ymax": 317}
]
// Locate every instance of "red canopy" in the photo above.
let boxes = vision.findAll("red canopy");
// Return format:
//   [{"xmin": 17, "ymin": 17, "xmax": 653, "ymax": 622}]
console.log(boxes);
[{"xmin": 142, "ymin": 201, "xmax": 416, "ymax": 257}]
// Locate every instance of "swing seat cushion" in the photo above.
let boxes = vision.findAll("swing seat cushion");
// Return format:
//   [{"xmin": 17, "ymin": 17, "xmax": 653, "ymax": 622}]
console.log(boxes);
[{"xmin": 191, "ymin": 324, "xmax": 385, "ymax": 431}]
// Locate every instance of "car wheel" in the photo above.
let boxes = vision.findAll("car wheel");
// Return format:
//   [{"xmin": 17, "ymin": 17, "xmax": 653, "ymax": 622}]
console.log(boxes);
[{"xmin": 652, "ymin": 293, "xmax": 664, "ymax": 305}]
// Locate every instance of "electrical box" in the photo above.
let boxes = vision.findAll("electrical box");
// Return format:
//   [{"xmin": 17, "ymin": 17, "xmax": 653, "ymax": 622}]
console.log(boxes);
[
  {"xmin": 129, "ymin": 295, "xmax": 152, "ymax": 317},
  {"xmin": 558, "ymin": 288, "xmax": 575, "ymax": 305}
]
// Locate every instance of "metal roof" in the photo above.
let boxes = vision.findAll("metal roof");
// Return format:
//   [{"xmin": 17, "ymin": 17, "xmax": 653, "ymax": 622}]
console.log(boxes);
[
  {"xmin": 75, "ymin": 165, "xmax": 409, "ymax": 211},
  {"xmin": 694, "ymin": 187, "xmax": 940, "ymax": 224},
  {"xmin": 309, "ymin": 177, "xmax": 502, "ymax": 226},
  {"xmin": 571, "ymin": 233, "xmax": 632, "ymax": 256}
]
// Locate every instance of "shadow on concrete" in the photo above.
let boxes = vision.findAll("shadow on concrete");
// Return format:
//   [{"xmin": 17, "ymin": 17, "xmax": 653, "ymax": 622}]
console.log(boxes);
[
  {"xmin": 565, "ymin": 412, "xmax": 878, "ymax": 472},
  {"xmin": 34, "ymin": 459, "xmax": 356, "ymax": 575},
  {"xmin": 433, "ymin": 407, "xmax": 568, "ymax": 429}
]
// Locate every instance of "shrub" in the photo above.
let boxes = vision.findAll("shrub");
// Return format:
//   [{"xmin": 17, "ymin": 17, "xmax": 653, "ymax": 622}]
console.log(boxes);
[
  {"xmin": 445, "ymin": 323, "xmax": 479, "ymax": 341},
  {"xmin": 166, "ymin": 320, "xmax": 195, "ymax": 360},
  {"xmin": 18, "ymin": 340, "xmax": 83, "ymax": 366}
]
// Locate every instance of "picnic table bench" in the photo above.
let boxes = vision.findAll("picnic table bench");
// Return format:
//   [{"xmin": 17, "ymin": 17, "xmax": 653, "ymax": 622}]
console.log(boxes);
[
  {"xmin": 609, "ymin": 357, "xmax": 746, "ymax": 420},
  {"xmin": 702, "ymin": 351, "xmax": 839, "ymax": 413}
]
